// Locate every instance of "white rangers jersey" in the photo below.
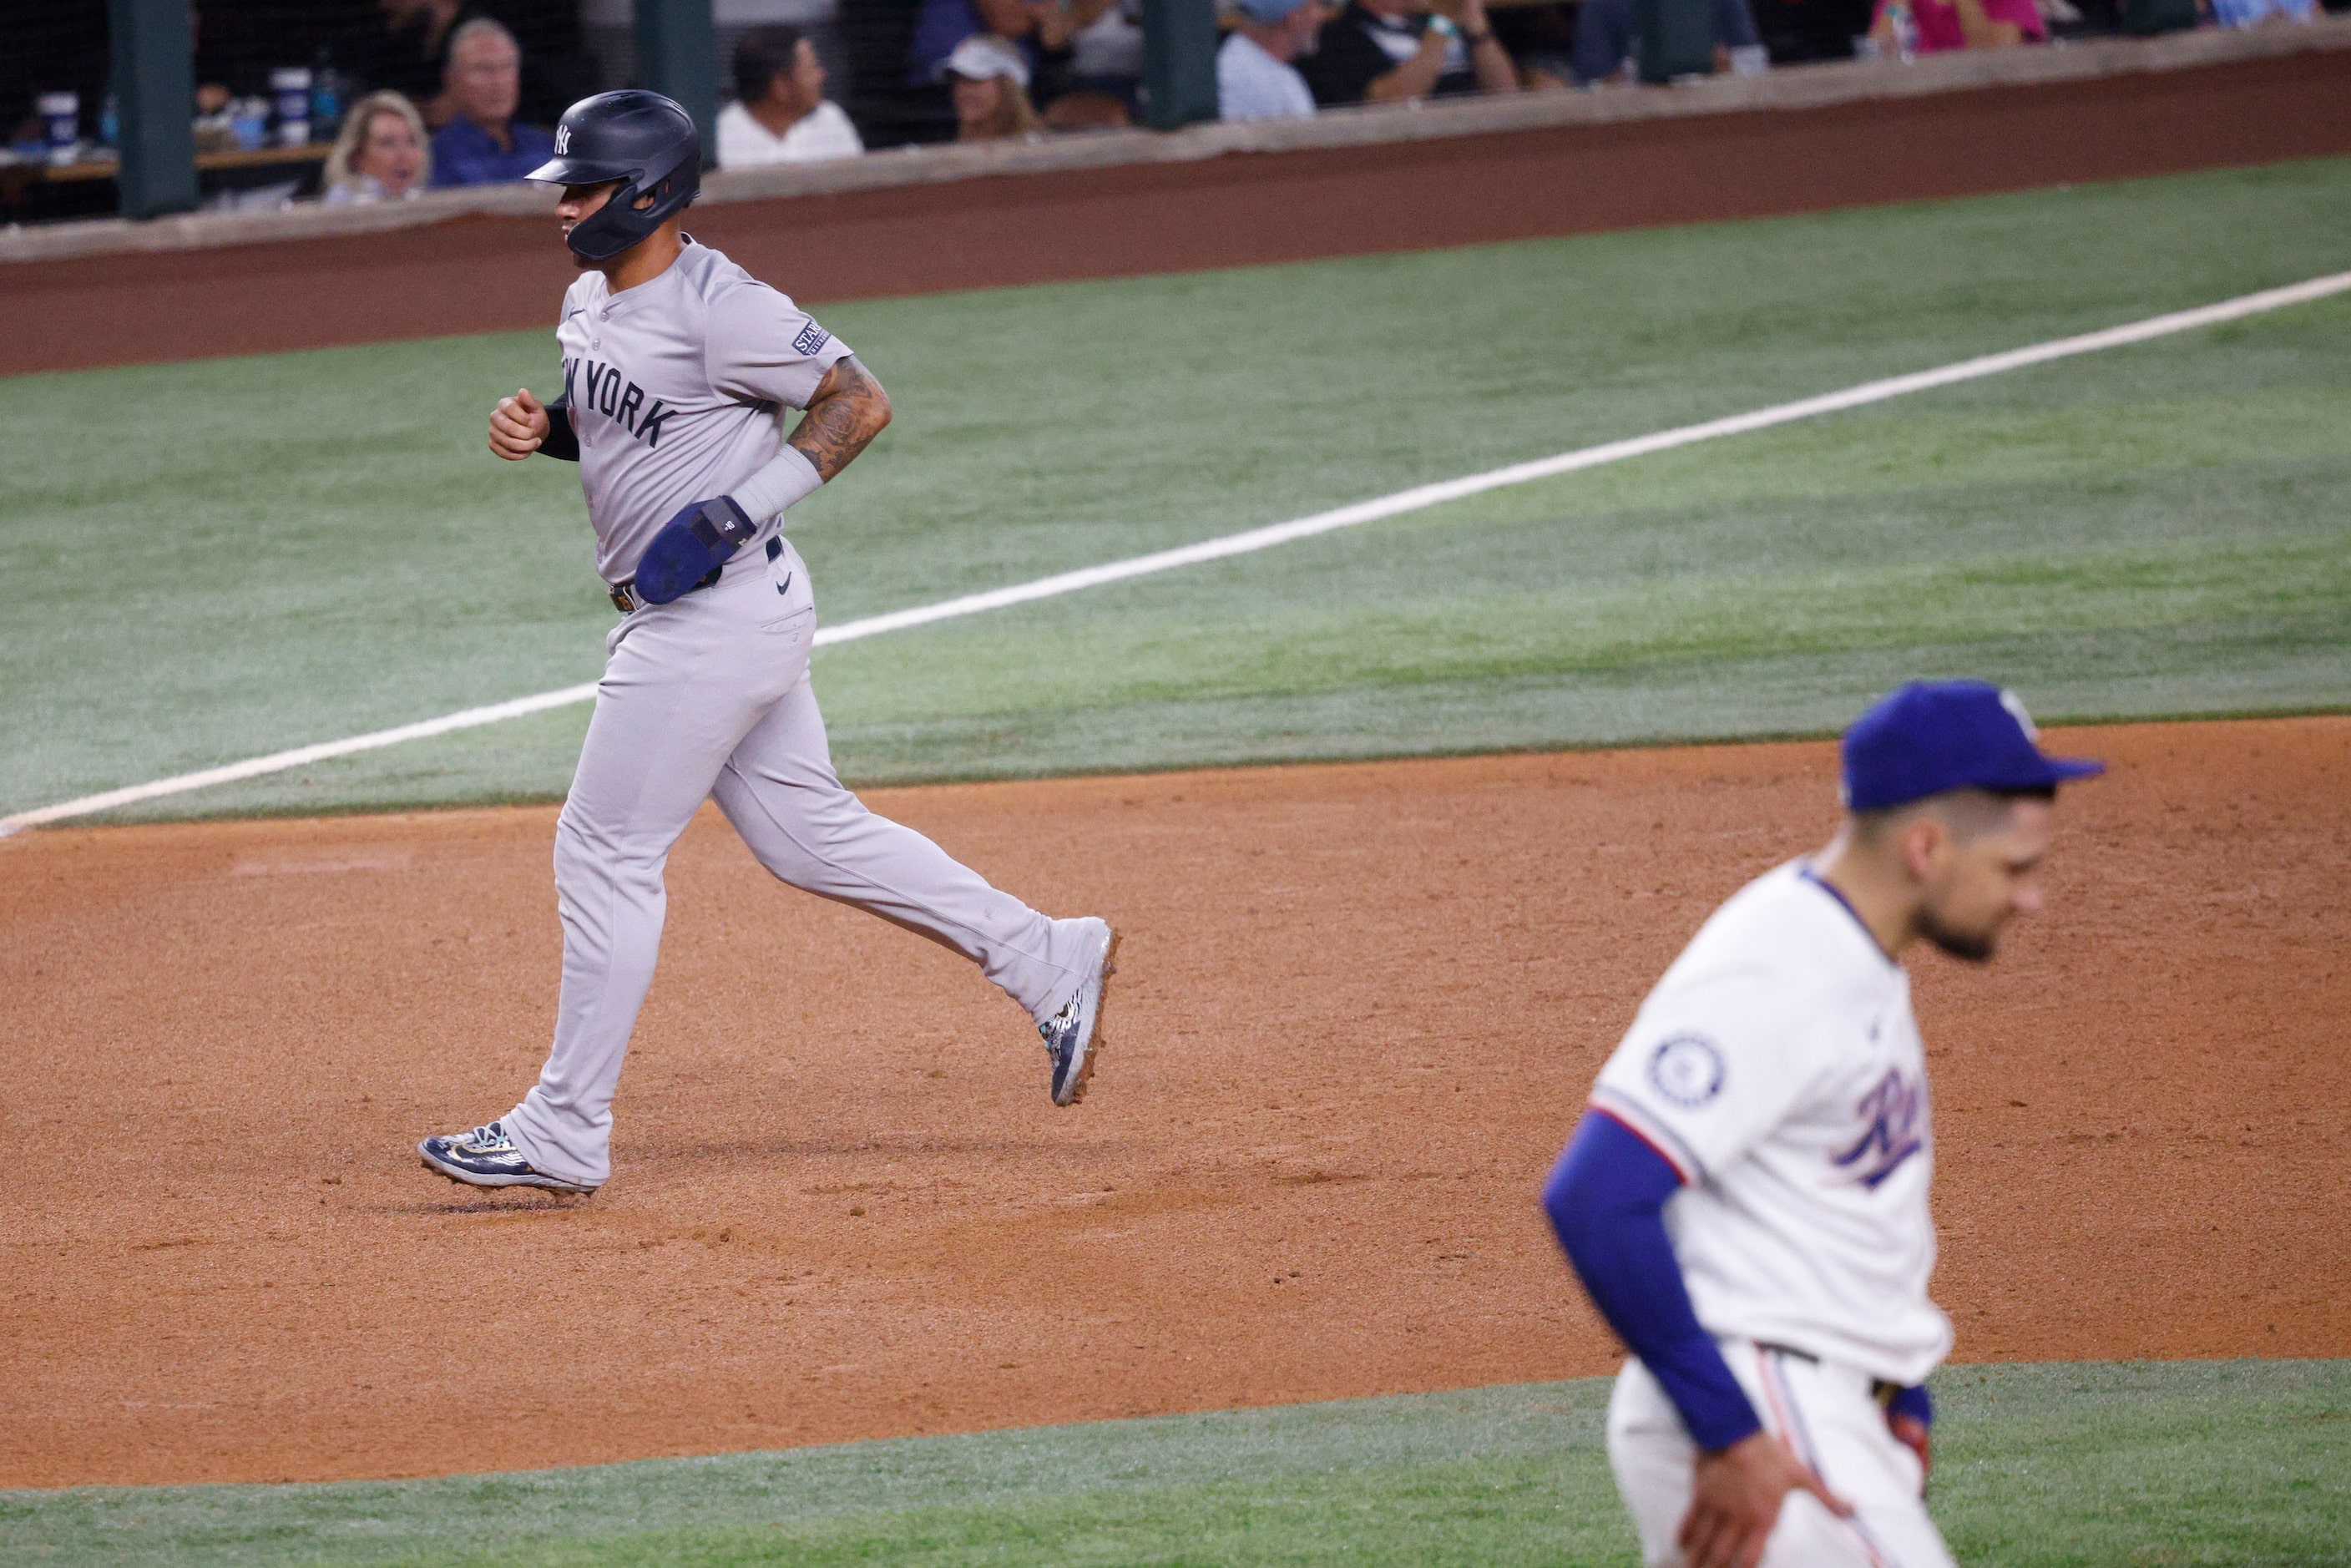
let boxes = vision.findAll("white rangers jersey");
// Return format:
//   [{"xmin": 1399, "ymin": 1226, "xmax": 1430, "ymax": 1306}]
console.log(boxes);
[
  {"xmin": 554, "ymin": 238, "xmax": 851, "ymax": 583},
  {"xmin": 1590, "ymin": 861, "xmax": 1954, "ymax": 1387}
]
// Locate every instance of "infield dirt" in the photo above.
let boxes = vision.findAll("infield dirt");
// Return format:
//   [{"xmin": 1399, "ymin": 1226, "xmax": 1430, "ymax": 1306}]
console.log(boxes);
[{"xmin": 3, "ymin": 716, "xmax": 2344, "ymax": 1489}]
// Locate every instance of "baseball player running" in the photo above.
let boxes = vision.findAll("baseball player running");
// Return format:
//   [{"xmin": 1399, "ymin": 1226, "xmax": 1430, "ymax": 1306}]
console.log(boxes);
[
  {"xmin": 1543, "ymin": 680, "xmax": 2102, "ymax": 1568},
  {"xmin": 419, "ymin": 90, "xmax": 1117, "ymax": 1196}
]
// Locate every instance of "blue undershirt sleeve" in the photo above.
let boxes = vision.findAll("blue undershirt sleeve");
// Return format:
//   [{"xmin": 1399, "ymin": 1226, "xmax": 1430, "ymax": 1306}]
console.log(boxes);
[{"xmin": 1542, "ymin": 1109, "xmax": 1763, "ymax": 1452}]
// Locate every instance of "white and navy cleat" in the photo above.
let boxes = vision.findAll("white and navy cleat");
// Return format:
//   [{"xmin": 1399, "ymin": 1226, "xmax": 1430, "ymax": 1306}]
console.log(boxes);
[
  {"xmin": 1040, "ymin": 918, "xmax": 1119, "ymax": 1107},
  {"xmin": 418, "ymin": 1121, "xmax": 598, "ymax": 1194}
]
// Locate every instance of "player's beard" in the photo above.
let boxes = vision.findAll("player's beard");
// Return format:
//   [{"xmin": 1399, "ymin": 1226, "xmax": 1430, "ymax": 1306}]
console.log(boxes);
[{"xmin": 1918, "ymin": 905, "xmax": 1999, "ymax": 964}]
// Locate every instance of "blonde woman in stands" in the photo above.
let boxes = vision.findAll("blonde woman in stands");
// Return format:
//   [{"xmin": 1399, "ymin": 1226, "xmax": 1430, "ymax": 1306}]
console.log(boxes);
[
  {"xmin": 321, "ymin": 91, "xmax": 431, "ymax": 205},
  {"xmin": 945, "ymin": 35, "xmax": 1044, "ymax": 143}
]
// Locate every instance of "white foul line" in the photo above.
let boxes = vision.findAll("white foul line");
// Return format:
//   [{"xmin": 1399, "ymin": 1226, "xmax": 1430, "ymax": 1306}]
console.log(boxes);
[{"xmin": 8, "ymin": 268, "xmax": 2347, "ymax": 836}]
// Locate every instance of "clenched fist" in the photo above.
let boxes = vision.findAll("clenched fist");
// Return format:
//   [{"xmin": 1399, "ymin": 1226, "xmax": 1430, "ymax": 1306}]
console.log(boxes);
[{"xmin": 489, "ymin": 387, "xmax": 553, "ymax": 461}]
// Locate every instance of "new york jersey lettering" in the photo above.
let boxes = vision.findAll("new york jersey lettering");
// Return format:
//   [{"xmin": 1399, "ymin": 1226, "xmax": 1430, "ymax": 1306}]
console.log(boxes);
[
  {"xmin": 560, "ymin": 357, "xmax": 675, "ymax": 449},
  {"xmin": 551, "ymin": 240, "xmax": 854, "ymax": 581}
]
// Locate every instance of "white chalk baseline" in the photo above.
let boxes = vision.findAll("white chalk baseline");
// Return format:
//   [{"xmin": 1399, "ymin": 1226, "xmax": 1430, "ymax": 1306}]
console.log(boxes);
[{"xmin": 6, "ymin": 267, "xmax": 2346, "ymax": 836}]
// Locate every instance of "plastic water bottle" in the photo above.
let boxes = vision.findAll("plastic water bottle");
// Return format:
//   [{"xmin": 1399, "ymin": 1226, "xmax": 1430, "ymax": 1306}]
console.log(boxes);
[
  {"xmin": 232, "ymin": 96, "xmax": 271, "ymax": 151},
  {"xmin": 311, "ymin": 48, "xmax": 342, "ymax": 135},
  {"xmin": 38, "ymin": 91, "xmax": 79, "ymax": 165},
  {"xmin": 272, "ymin": 67, "xmax": 313, "ymax": 146}
]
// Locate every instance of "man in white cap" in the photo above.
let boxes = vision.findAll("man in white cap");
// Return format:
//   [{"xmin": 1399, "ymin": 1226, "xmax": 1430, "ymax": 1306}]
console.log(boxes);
[{"xmin": 1219, "ymin": 0, "xmax": 1334, "ymax": 123}]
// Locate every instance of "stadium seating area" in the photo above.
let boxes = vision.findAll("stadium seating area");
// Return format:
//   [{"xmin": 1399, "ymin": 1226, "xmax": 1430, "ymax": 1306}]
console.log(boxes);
[{"xmin": 4, "ymin": 0, "xmax": 2344, "ymax": 224}]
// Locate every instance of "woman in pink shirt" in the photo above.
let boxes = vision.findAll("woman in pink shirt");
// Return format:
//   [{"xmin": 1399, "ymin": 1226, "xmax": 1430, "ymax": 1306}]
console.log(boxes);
[{"xmin": 1869, "ymin": 0, "xmax": 2045, "ymax": 52}]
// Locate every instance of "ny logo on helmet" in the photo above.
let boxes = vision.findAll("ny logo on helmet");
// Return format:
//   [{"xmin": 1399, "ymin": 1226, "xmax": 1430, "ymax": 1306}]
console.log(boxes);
[{"xmin": 554, "ymin": 124, "xmax": 570, "ymax": 154}]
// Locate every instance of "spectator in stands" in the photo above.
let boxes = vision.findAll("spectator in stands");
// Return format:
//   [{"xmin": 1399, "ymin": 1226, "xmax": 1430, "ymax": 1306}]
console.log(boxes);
[
  {"xmin": 321, "ymin": 91, "xmax": 431, "ymax": 205},
  {"xmin": 427, "ymin": 18, "xmax": 556, "ymax": 187},
  {"xmin": 909, "ymin": 0, "xmax": 1131, "ymax": 129},
  {"xmin": 1064, "ymin": 0, "xmax": 1148, "ymax": 119},
  {"xmin": 1867, "ymin": 0, "xmax": 2045, "ymax": 52},
  {"xmin": 1302, "ymin": 0, "xmax": 1521, "ymax": 108},
  {"xmin": 367, "ymin": 0, "xmax": 478, "ymax": 124},
  {"xmin": 945, "ymin": 34, "xmax": 1044, "ymax": 142},
  {"xmin": 718, "ymin": 25, "xmax": 865, "ymax": 167},
  {"xmin": 186, "ymin": 5, "xmax": 243, "ymax": 129},
  {"xmin": 1220, "ymin": 0, "xmax": 1335, "ymax": 123},
  {"xmin": 2210, "ymin": 0, "xmax": 2316, "ymax": 23},
  {"xmin": 908, "ymin": 0, "xmax": 1069, "ymax": 86},
  {"xmin": 1550, "ymin": 0, "xmax": 1768, "ymax": 85}
]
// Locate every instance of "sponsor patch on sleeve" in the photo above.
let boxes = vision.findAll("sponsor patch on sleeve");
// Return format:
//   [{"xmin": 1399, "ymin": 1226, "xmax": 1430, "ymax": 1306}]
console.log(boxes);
[
  {"xmin": 1647, "ymin": 1034, "xmax": 1727, "ymax": 1109},
  {"xmin": 793, "ymin": 321, "xmax": 832, "ymax": 357}
]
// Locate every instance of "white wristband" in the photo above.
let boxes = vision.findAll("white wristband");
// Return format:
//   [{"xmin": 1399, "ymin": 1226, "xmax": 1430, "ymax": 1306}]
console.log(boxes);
[{"xmin": 728, "ymin": 443, "xmax": 824, "ymax": 526}]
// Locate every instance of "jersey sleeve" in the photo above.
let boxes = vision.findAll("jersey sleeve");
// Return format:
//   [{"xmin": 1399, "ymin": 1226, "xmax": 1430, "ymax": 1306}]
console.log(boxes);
[
  {"xmin": 1589, "ymin": 964, "xmax": 1834, "ymax": 1184},
  {"xmin": 704, "ymin": 283, "xmax": 853, "ymax": 411}
]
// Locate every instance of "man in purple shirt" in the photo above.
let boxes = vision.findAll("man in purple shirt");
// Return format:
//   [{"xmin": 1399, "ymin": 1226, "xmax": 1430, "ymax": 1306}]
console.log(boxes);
[{"xmin": 428, "ymin": 18, "xmax": 556, "ymax": 186}]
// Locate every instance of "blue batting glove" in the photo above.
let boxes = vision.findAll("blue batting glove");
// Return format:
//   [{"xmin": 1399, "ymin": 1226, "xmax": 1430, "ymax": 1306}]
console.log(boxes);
[{"xmin": 634, "ymin": 495, "xmax": 759, "ymax": 604}]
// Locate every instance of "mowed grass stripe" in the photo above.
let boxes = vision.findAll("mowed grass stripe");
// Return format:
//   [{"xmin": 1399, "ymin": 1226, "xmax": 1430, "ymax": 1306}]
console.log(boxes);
[
  {"xmin": 1, "ymin": 1362, "xmax": 2343, "ymax": 1565},
  {"xmin": 3, "ymin": 159, "xmax": 2348, "ymax": 820},
  {"xmin": 92, "ymin": 281, "xmax": 2351, "ymax": 817},
  {"xmin": 8, "ymin": 266, "xmax": 2345, "ymax": 833}
]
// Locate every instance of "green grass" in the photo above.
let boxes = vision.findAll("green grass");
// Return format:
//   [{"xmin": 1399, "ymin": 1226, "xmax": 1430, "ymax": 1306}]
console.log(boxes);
[
  {"xmin": 3, "ymin": 158, "xmax": 2349, "ymax": 822},
  {"xmin": 2, "ymin": 1362, "xmax": 2343, "ymax": 1565}
]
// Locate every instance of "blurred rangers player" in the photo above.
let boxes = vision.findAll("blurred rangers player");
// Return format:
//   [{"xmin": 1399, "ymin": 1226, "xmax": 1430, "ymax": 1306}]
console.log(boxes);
[
  {"xmin": 419, "ymin": 90, "xmax": 1117, "ymax": 1196},
  {"xmin": 1544, "ymin": 680, "xmax": 2102, "ymax": 1568}
]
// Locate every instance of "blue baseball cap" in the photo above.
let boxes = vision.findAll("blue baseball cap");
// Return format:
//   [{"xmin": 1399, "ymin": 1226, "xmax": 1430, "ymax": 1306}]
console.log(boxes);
[
  {"xmin": 1234, "ymin": 0, "xmax": 1317, "ymax": 21},
  {"xmin": 1841, "ymin": 680, "xmax": 2104, "ymax": 812}
]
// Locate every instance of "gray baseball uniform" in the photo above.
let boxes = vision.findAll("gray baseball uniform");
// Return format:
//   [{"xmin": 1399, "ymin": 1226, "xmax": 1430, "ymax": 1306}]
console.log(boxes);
[{"xmin": 501, "ymin": 238, "xmax": 1104, "ymax": 1190}]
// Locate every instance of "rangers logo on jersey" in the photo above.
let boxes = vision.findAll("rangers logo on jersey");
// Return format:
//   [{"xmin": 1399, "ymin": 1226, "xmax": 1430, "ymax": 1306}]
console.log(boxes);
[{"xmin": 1831, "ymin": 1067, "xmax": 1926, "ymax": 1188}]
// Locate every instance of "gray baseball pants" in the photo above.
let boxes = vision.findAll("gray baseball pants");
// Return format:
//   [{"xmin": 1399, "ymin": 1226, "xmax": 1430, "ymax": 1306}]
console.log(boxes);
[{"xmin": 503, "ymin": 536, "xmax": 1100, "ymax": 1189}]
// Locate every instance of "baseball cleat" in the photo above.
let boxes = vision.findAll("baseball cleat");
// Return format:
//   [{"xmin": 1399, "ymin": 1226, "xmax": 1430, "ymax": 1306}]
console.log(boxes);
[
  {"xmin": 418, "ymin": 1121, "xmax": 598, "ymax": 1194},
  {"xmin": 1040, "ymin": 918, "xmax": 1119, "ymax": 1107}
]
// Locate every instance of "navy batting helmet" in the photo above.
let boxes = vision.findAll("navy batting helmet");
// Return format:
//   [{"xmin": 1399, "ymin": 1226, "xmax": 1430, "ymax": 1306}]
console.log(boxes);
[{"xmin": 527, "ymin": 90, "xmax": 700, "ymax": 263}]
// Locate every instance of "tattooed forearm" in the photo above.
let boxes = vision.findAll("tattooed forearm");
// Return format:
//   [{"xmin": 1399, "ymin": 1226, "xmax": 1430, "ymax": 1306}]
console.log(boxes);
[{"xmin": 786, "ymin": 355, "xmax": 892, "ymax": 481}]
